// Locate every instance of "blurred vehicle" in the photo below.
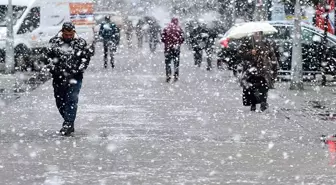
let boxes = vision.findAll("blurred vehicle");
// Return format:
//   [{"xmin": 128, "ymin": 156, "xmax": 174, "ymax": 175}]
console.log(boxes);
[
  {"xmin": 0, "ymin": 0, "xmax": 95, "ymax": 72},
  {"xmin": 217, "ymin": 21, "xmax": 336, "ymax": 80}
]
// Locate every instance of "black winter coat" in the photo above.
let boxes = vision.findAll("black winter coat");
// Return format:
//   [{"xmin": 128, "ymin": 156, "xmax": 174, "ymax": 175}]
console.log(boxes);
[{"xmin": 47, "ymin": 35, "xmax": 92, "ymax": 83}]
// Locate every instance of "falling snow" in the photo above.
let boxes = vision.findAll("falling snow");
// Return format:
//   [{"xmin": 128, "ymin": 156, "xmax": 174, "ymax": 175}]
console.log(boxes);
[{"xmin": 0, "ymin": 0, "xmax": 336, "ymax": 184}]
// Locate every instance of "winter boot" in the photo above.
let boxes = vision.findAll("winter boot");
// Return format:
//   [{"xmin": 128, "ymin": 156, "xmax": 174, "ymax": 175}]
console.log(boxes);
[
  {"xmin": 250, "ymin": 104, "xmax": 256, "ymax": 111},
  {"xmin": 60, "ymin": 122, "xmax": 74, "ymax": 136},
  {"xmin": 260, "ymin": 102, "xmax": 268, "ymax": 112},
  {"xmin": 166, "ymin": 76, "xmax": 171, "ymax": 83}
]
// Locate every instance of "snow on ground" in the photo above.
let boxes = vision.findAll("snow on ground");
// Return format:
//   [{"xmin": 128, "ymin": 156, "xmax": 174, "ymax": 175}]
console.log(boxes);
[{"xmin": 0, "ymin": 41, "xmax": 336, "ymax": 184}]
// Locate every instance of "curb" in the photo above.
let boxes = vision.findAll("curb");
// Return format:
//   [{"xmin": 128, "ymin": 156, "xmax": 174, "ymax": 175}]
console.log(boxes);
[{"xmin": 0, "ymin": 72, "xmax": 51, "ymax": 93}]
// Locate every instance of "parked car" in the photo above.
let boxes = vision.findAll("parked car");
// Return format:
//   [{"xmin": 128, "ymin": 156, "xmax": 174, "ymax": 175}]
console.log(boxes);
[
  {"xmin": 217, "ymin": 21, "xmax": 336, "ymax": 79},
  {"xmin": 0, "ymin": 0, "xmax": 95, "ymax": 72}
]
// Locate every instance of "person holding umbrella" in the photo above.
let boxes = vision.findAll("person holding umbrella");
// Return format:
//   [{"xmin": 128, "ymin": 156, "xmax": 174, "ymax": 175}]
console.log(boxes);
[
  {"xmin": 239, "ymin": 31, "xmax": 278, "ymax": 112},
  {"xmin": 223, "ymin": 22, "xmax": 278, "ymax": 112}
]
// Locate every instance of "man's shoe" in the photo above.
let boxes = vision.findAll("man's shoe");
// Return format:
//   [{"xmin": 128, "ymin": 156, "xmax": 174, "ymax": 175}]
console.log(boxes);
[
  {"xmin": 60, "ymin": 122, "xmax": 74, "ymax": 136},
  {"xmin": 174, "ymin": 77, "xmax": 179, "ymax": 82},
  {"xmin": 251, "ymin": 104, "xmax": 256, "ymax": 111},
  {"xmin": 111, "ymin": 62, "xmax": 115, "ymax": 69},
  {"xmin": 166, "ymin": 77, "xmax": 171, "ymax": 83},
  {"xmin": 260, "ymin": 102, "xmax": 268, "ymax": 112}
]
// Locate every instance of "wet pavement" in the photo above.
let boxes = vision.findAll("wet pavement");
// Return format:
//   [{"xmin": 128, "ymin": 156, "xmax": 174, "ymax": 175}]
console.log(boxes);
[
  {"xmin": 0, "ymin": 71, "xmax": 50, "ymax": 107},
  {"xmin": 0, "ymin": 43, "xmax": 336, "ymax": 184}
]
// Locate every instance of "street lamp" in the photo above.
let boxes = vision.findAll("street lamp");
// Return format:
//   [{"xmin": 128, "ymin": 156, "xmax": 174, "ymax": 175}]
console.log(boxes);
[
  {"xmin": 5, "ymin": 0, "xmax": 14, "ymax": 74},
  {"xmin": 289, "ymin": 0, "xmax": 304, "ymax": 90}
]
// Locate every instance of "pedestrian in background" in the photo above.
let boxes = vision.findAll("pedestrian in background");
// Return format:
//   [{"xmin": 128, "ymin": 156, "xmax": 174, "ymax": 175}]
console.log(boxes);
[
  {"xmin": 161, "ymin": 18, "xmax": 184, "ymax": 82},
  {"xmin": 99, "ymin": 15, "xmax": 120, "ymax": 69},
  {"xmin": 136, "ymin": 19, "xmax": 145, "ymax": 48},
  {"xmin": 240, "ymin": 31, "xmax": 277, "ymax": 112},
  {"xmin": 124, "ymin": 18, "xmax": 134, "ymax": 48},
  {"xmin": 148, "ymin": 19, "xmax": 161, "ymax": 52},
  {"xmin": 190, "ymin": 21, "xmax": 216, "ymax": 71}
]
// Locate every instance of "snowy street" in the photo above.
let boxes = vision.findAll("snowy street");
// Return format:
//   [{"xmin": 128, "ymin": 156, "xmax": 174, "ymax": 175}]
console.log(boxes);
[{"xmin": 1, "ymin": 43, "xmax": 336, "ymax": 184}]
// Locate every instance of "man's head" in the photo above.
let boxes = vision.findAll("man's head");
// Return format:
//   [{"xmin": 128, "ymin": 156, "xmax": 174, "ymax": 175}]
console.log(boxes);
[
  {"xmin": 105, "ymin": 15, "xmax": 111, "ymax": 23},
  {"xmin": 171, "ymin": 17, "xmax": 179, "ymax": 25},
  {"xmin": 253, "ymin": 31, "xmax": 263, "ymax": 42},
  {"xmin": 61, "ymin": 22, "xmax": 75, "ymax": 43}
]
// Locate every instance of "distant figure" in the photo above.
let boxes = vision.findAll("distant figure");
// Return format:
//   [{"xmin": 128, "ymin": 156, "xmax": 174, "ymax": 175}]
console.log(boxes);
[
  {"xmin": 99, "ymin": 15, "xmax": 120, "ymax": 68},
  {"xmin": 136, "ymin": 19, "xmax": 145, "ymax": 48},
  {"xmin": 190, "ymin": 22, "xmax": 216, "ymax": 71},
  {"xmin": 161, "ymin": 18, "xmax": 184, "ymax": 82},
  {"xmin": 124, "ymin": 18, "xmax": 134, "ymax": 48},
  {"xmin": 148, "ymin": 20, "xmax": 161, "ymax": 52}
]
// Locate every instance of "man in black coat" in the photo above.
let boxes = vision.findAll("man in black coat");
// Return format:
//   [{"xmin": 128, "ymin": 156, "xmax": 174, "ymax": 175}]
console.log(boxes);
[{"xmin": 47, "ymin": 22, "xmax": 93, "ymax": 136}]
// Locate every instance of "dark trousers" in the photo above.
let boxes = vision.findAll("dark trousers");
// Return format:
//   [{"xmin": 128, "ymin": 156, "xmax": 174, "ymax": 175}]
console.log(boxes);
[
  {"xmin": 165, "ymin": 48, "xmax": 180, "ymax": 78},
  {"xmin": 103, "ymin": 40, "xmax": 116, "ymax": 67},
  {"xmin": 193, "ymin": 48, "xmax": 202, "ymax": 66},
  {"xmin": 149, "ymin": 36, "xmax": 158, "ymax": 52},
  {"xmin": 53, "ymin": 79, "xmax": 82, "ymax": 124},
  {"xmin": 205, "ymin": 47, "xmax": 213, "ymax": 69},
  {"xmin": 137, "ymin": 34, "xmax": 143, "ymax": 48}
]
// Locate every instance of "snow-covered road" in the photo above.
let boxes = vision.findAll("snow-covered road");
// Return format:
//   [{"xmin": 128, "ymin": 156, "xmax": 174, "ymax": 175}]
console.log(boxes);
[{"xmin": 0, "ymin": 43, "xmax": 336, "ymax": 184}]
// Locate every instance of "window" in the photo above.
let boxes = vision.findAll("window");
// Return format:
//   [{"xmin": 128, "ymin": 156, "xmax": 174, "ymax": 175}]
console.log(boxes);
[
  {"xmin": 17, "ymin": 7, "xmax": 40, "ymax": 34},
  {"xmin": 327, "ymin": 39, "xmax": 336, "ymax": 47},
  {"xmin": 301, "ymin": 29, "xmax": 315, "ymax": 42},
  {"xmin": 0, "ymin": 5, "xmax": 27, "ymax": 27},
  {"xmin": 267, "ymin": 26, "xmax": 291, "ymax": 40},
  {"xmin": 301, "ymin": 29, "xmax": 335, "ymax": 47}
]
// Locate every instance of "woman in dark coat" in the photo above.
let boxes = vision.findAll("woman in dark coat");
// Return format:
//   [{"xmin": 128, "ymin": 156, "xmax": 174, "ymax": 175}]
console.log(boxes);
[{"xmin": 239, "ymin": 32, "xmax": 277, "ymax": 112}]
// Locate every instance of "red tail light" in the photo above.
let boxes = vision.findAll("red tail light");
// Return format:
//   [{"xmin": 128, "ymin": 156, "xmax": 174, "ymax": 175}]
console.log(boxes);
[{"xmin": 220, "ymin": 38, "xmax": 230, "ymax": 48}]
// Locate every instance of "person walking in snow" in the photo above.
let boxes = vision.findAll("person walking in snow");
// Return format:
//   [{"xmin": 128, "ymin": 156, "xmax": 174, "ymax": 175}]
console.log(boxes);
[
  {"xmin": 124, "ymin": 18, "xmax": 134, "ymax": 48},
  {"xmin": 161, "ymin": 17, "xmax": 184, "ymax": 82},
  {"xmin": 190, "ymin": 22, "xmax": 205, "ymax": 67},
  {"xmin": 99, "ymin": 15, "xmax": 120, "ymax": 69},
  {"xmin": 46, "ymin": 22, "xmax": 94, "ymax": 136},
  {"xmin": 239, "ymin": 31, "xmax": 277, "ymax": 112}
]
